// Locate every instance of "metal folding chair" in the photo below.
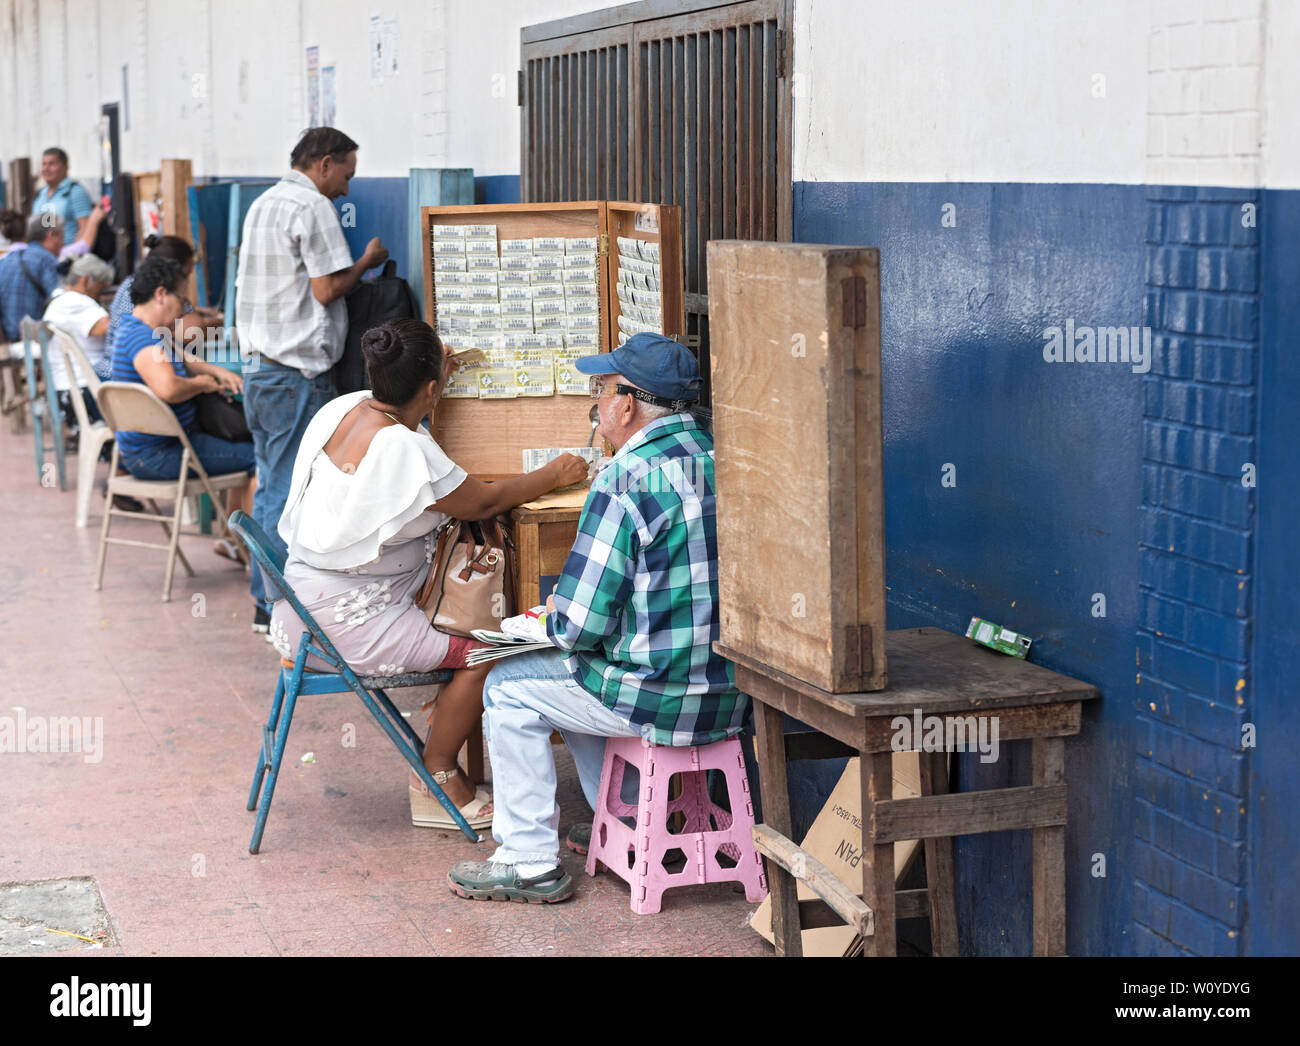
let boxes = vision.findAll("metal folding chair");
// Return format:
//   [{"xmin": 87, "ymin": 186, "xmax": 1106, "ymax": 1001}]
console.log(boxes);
[
  {"xmin": 19, "ymin": 318, "xmax": 67, "ymax": 490},
  {"xmin": 93, "ymin": 381, "xmax": 250, "ymax": 601},
  {"xmin": 228, "ymin": 510, "xmax": 483, "ymax": 850}
]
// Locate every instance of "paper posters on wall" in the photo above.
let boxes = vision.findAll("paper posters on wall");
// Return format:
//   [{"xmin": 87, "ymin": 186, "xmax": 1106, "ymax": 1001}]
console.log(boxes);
[
  {"xmin": 369, "ymin": 14, "xmax": 383, "ymax": 84},
  {"xmin": 381, "ymin": 17, "xmax": 398, "ymax": 76},
  {"xmin": 322, "ymin": 66, "xmax": 336, "ymax": 126},
  {"xmin": 306, "ymin": 46, "xmax": 320, "ymax": 126}
]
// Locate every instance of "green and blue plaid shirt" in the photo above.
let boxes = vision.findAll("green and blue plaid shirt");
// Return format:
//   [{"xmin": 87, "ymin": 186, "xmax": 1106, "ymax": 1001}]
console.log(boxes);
[{"xmin": 546, "ymin": 413, "xmax": 747, "ymax": 746}]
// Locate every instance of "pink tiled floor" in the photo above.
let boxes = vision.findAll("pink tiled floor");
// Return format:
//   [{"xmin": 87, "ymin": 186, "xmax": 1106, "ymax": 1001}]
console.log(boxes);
[{"xmin": 0, "ymin": 425, "xmax": 771, "ymax": 956}]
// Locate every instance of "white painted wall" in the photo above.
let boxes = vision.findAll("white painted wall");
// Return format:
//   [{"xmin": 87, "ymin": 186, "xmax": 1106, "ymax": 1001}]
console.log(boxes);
[
  {"xmin": 3, "ymin": 0, "xmax": 1297, "ymax": 193},
  {"xmin": 791, "ymin": 0, "xmax": 1149, "ymax": 185},
  {"xmin": 1262, "ymin": 0, "xmax": 1300, "ymax": 189},
  {"xmin": 0, "ymin": 0, "xmax": 607, "ymax": 186}
]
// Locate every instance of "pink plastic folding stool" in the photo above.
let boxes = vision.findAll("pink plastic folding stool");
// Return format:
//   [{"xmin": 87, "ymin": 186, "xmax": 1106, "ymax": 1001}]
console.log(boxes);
[{"xmin": 585, "ymin": 735, "xmax": 768, "ymax": 914}]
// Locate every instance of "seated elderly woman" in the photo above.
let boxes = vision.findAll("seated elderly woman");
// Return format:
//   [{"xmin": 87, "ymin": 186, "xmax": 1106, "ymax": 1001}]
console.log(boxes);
[
  {"xmin": 271, "ymin": 318, "xmax": 588, "ymax": 830},
  {"xmin": 42, "ymin": 253, "xmax": 114, "ymax": 435},
  {"xmin": 109, "ymin": 253, "xmax": 254, "ymax": 558}
]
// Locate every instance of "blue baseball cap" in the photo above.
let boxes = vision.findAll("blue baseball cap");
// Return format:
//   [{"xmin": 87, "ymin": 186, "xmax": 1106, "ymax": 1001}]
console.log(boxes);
[{"xmin": 575, "ymin": 333, "xmax": 702, "ymax": 403}]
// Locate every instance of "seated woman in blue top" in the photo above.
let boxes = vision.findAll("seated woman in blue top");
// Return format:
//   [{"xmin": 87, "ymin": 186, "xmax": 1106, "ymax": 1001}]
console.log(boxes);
[{"xmin": 110, "ymin": 254, "xmax": 254, "ymax": 559}]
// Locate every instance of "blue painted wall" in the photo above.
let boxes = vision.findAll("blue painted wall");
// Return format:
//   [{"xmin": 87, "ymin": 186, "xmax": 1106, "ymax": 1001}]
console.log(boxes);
[
  {"xmin": 795, "ymin": 181, "xmax": 1147, "ymax": 956},
  {"xmin": 1248, "ymin": 188, "xmax": 1300, "ymax": 956}
]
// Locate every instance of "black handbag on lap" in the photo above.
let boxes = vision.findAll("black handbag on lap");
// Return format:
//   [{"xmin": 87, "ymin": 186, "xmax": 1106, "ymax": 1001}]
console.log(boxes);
[{"xmin": 194, "ymin": 391, "xmax": 252, "ymax": 442}]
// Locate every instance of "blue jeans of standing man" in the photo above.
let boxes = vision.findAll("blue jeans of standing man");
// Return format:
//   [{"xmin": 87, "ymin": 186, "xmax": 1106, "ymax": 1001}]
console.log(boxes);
[
  {"xmin": 481, "ymin": 648, "xmax": 644, "ymax": 867},
  {"xmin": 242, "ymin": 360, "xmax": 335, "ymax": 611},
  {"xmin": 120, "ymin": 431, "xmax": 256, "ymax": 480}
]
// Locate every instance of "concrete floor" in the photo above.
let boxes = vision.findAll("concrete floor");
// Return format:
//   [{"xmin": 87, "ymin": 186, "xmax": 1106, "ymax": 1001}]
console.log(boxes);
[{"xmin": 0, "ymin": 422, "xmax": 771, "ymax": 957}]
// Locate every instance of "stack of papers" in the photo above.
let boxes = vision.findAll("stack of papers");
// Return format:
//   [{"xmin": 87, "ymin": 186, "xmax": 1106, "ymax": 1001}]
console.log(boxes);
[{"xmin": 466, "ymin": 608, "xmax": 554, "ymax": 666}]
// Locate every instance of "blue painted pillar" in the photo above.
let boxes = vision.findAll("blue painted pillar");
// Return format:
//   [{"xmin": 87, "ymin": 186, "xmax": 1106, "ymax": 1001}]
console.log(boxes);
[
  {"xmin": 1134, "ymin": 184, "xmax": 1259, "ymax": 956},
  {"xmin": 406, "ymin": 168, "xmax": 475, "ymax": 316}
]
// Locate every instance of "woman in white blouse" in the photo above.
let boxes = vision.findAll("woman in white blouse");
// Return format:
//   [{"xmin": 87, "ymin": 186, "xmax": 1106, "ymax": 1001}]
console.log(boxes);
[{"xmin": 273, "ymin": 319, "xmax": 588, "ymax": 830}]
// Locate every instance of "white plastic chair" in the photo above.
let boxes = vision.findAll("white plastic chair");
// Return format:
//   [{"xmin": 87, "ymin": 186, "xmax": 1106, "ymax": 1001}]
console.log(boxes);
[
  {"xmin": 46, "ymin": 326, "xmax": 116, "ymax": 527},
  {"xmin": 93, "ymin": 381, "xmax": 250, "ymax": 602}
]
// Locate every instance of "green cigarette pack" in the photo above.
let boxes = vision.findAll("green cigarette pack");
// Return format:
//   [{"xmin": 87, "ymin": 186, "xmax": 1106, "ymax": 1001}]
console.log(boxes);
[{"xmin": 966, "ymin": 617, "xmax": 1032, "ymax": 659}]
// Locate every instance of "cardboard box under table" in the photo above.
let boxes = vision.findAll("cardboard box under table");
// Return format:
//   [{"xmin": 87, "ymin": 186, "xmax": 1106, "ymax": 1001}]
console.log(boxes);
[{"xmin": 420, "ymin": 201, "xmax": 684, "ymax": 608}]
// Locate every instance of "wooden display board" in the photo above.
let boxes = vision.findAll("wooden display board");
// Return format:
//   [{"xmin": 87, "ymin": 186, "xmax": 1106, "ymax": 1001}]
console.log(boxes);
[
  {"xmin": 7, "ymin": 158, "xmax": 32, "ymax": 216},
  {"xmin": 707, "ymin": 241, "xmax": 887, "ymax": 693},
  {"xmin": 420, "ymin": 201, "xmax": 683, "ymax": 477},
  {"xmin": 132, "ymin": 170, "xmax": 162, "ymax": 251}
]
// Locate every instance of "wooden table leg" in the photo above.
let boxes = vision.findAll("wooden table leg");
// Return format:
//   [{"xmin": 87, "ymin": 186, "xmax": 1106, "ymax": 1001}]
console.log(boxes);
[
  {"xmin": 861, "ymin": 751, "xmax": 896, "ymax": 956},
  {"xmin": 1032, "ymin": 736, "xmax": 1067, "ymax": 956},
  {"xmin": 919, "ymin": 751, "xmax": 959, "ymax": 956},
  {"xmin": 463, "ymin": 718, "xmax": 486, "ymax": 786},
  {"xmin": 753, "ymin": 701, "xmax": 801, "ymax": 957}
]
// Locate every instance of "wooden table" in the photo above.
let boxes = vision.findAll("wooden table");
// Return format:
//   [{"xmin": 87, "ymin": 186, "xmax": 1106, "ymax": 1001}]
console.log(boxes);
[
  {"xmin": 717, "ymin": 627, "xmax": 1099, "ymax": 957},
  {"xmin": 509, "ymin": 489, "xmax": 587, "ymax": 610}
]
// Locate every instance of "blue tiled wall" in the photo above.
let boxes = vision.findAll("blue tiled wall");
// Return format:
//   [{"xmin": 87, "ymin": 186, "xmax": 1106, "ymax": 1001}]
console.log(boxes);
[{"xmin": 1134, "ymin": 185, "xmax": 1259, "ymax": 957}]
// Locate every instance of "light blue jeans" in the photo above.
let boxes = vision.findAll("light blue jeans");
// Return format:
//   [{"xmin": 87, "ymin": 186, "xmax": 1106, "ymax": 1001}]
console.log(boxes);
[{"xmin": 482, "ymin": 648, "xmax": 642, "ymax": 867}]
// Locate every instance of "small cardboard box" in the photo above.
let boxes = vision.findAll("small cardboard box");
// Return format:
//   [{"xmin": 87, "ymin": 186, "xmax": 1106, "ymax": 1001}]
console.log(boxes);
[{"xmin": 750, "ymin": 752, "xmax": 923, "ymax": 956}]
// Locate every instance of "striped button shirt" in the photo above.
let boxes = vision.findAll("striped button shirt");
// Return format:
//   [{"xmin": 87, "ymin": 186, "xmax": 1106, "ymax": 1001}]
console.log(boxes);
[
  {"xmin": 234, "ymin": 170, "xmax": 353, "ymax": 378},
  {"xmin": 546, "ymin": 413, "xmax": 747, "ymax": 746}
]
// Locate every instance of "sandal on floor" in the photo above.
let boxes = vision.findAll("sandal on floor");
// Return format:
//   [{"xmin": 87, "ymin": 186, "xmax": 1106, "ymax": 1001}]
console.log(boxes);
[
  {"xmin": 447, "ymin": 861, "xmax": 574, "ymax": 904},
  {"xmin": 213, "ymin": 537, "xmax": 248, "ymax": 565},
  {"xmin": 409, "ymin": 767, "xmax": 493, "ymax": 830}
]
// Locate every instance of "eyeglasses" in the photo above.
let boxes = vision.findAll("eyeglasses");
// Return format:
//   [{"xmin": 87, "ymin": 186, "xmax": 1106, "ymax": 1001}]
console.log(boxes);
[
  {"xmin": 588, "ymin": 377, "xmax": 630, "ymax": 400},
  {"xmin": 167, "ymin": 288, "xmax": 191, "ymax": 311}
]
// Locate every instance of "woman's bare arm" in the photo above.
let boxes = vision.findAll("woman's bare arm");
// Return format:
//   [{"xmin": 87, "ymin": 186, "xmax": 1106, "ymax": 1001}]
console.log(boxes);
[{"xmin": 429, "ymin": 454, "xmax": 590, "ymax": 520}]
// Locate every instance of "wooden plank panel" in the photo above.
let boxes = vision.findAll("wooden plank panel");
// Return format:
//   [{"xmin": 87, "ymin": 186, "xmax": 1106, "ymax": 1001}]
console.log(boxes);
[
  {"xmin": 753, "ymin": 701, "xmax": 802, "ymax": 957},
  {"xmin": 763, "ymin": 19, "xmax": 777, "ymax": 240},
  {"xmin": 604, "ymin": 46, "xmax": 614, "ymax": 199},
  {"xmin": 735, "ymin": 24, "xmax": 751, "ymax": 237},
  {"xmin": 753, "ymin": 21, "xmax": 767, "ymax": 238},
  {"xmin": 919, "ymin": 751, "xmax": 959, "ymax": 956},
  {"xmin": 752, "ymin": 824, "xmax": 875, "ymax": 937},
  {"xmin": 860, "ymin": 752, "xmax": 896, "ymax": 955},
  {"xmin": 873, "ymin": 785, "xmax": 1068, "ymax": 844},
  {"xmin": 707, "ymin": 241, "xmax": 887, "ymax": 692},
  {"xmin": 683, "ymin": 33, "xmax": 698, "ymax": 299},
  {"xmin": 723, "ymin": 629, "xmax": 1099, "ymax": 716},
  {"xmin": 1032, "ymin": 737, "xmax": 1068, "ymax": 956},
  {"xmin": 647, "ymin": 40, "xmax": 661, "ymax": 201},
  {"xmin": 619, "ymin": 42, "xmax": 632, "ymax": 201},
  {"xmin": 722, "ymin": 28, "xmax": 736, "ymax": 237},
  {"xmin": 160, "ymin": 159, "xmax": 195, "ymax": 303},
  {"xmin": 695, "ymin": 31, "xmax": 710, "ymax": 296},
  {"xmin": 710, "ymin": 30, "xmax": 723, "ymax": 241},
  {"xmin": 674, "ymin": 35, "xmax": 686, "ymax": 206}
]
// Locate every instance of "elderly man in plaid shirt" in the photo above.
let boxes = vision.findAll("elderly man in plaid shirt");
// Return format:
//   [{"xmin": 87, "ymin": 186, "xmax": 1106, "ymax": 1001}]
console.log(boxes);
[{"xmin": 449, "ymin": 333, "xmax": 748, "ymax": 904}]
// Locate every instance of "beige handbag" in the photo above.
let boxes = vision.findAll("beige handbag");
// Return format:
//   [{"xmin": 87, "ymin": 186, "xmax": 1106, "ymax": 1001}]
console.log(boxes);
[{"xmin": 416, "ymin": 517, "xmax": 515, "ymax": 637}]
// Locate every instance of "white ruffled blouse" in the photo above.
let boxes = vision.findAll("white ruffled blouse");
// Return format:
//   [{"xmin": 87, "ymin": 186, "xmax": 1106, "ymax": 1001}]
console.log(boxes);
[{"xmin": 278, "ymin": 391, "xmax": 467, "ymax": 570}]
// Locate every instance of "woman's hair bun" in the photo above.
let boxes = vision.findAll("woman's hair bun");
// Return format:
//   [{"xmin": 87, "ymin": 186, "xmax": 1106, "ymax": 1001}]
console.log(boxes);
[
  {"xmin": 361, "ymin": 324, "xmax": 403, "ymax": 365},
  {"xmin": 142, "ymin": 234, "xmax": 161, "ymax": 251}
]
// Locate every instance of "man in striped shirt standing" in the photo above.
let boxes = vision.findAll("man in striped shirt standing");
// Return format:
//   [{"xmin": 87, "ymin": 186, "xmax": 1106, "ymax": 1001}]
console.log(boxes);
[
  {"xmin": 449, "ymin": 334, "xmax": 747, "ymax": 904},
  {"xmin": 236, "ymin": 128, "xmax": 388, "ymax": 633}
]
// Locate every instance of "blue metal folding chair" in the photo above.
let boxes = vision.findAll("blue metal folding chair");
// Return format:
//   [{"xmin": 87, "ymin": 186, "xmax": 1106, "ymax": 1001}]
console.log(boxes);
[
  {"xmin": 229, "ymin": 510, "xmax": 483, "ymax": 850},
  {"xmin": 20, "ymin": 318, "xmax": 68, "ymax": 490}
]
